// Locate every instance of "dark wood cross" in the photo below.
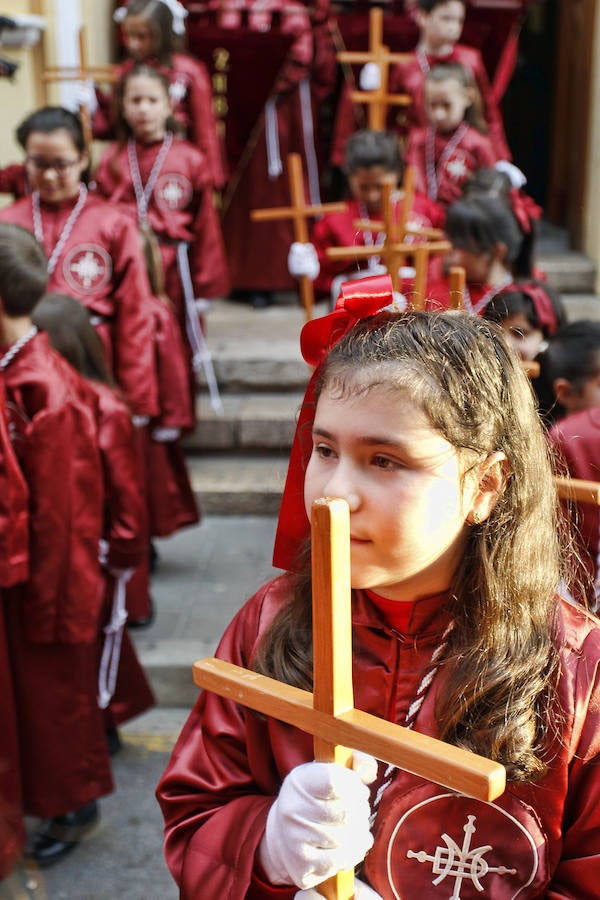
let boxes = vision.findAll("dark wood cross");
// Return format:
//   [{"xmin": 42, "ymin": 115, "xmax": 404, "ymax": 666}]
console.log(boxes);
[
  {"xmin": 251, "ymin": 153, "xmax": 347, "ymax": 320},
  {"xmin": 194, "ymin": 497, "xmax": 506, "ymax": 899},
  {"xmin": 42, "ymin": 26, "xmax": 116, "ymax": 149},
  {"xmin": 336, "ymin": 7, "xmax": 413, "ymax": 131},
  {"xmin": 326, "ymin": 179, "xmax": 451, "ymax": 307}
]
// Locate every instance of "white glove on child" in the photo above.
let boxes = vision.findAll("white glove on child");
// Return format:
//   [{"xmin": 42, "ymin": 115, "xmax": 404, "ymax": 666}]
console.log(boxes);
[
  {"xmin": 151, "ymin": 427, "xmax": 181, "ymax": 442},
  {"xmin": 73, "ymin": 78, "xmax": 98, "ymax": 116},
  {"xmin": 494, "ymin": 160, "xmax": 527, "ymax": 189},
  {"xmin": 258, "ymin": 755, "xmax": 377, "ymax": 890},
  {"xmin": 295, "ymin": 876, "xmax": 382, "ymax": 899},
  {"xmin": 360, "ymin": 62, "xmax": 381, "ymax": 91},
  {"xmin": 288, "ymin": 242, "xmax": 320, "ymax": 281}
]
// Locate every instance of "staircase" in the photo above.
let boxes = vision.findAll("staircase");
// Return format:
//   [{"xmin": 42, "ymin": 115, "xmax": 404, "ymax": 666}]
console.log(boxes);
[{"xmin": 187, "ymin": 296, "xmax": 311, "ymax": 515}]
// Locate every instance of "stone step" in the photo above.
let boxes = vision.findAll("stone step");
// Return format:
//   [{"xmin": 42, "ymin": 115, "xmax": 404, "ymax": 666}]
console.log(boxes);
[
  {"xmin": 538, "ymin": 252, "xmax": 597, "ymax": 294},
  {"xmin": 189, "ymin": 453, "xmax": 287, "ymax": 515},
  {"xmin": 186, "ymin": 392, "xmax": 303, "ymax": 451}
]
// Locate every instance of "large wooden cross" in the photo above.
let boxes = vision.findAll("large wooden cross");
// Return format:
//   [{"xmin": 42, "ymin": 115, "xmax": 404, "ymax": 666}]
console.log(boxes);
[
  {"xmin": 326, "ymin": 179, "xmax": 450, "ymax": 307},
  {"xmin": 42, "ymin": 26, "xmax": 116, "ymax": 149},
  {"xmin": 251, "ymin": 153, "xmax": 347, "ymax": 321},
  {"xmin": 336, "ymin": 7, "xmax": 412, "ymax": 130},
  {"xmin": 194, "ymin": 497, "xmax": 506, "ymax": 899}
]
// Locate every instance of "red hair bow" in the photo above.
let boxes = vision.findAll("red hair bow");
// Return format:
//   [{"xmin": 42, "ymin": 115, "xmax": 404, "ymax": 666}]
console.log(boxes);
[
  {"xmin": 509, "ymin": 188, "xmax": 542, "ymax": 235},
  {"xmin": 273, "ymin": 274, "xmax": 394, "ymax": 572},
  {"xmin": 300, "ymin": 274, "xmax": 394, "ymax": 367}
]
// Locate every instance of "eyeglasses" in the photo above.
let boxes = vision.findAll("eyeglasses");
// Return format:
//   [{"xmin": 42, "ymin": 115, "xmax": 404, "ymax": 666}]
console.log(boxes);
[{"xmin": 25, "ymin": 156, "xmax": 81, "ymax": 174}]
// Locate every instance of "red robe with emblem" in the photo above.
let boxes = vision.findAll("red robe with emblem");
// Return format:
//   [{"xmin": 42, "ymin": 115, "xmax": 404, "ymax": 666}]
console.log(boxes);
[
  {"xmin": 549, "ymin": 407, "xmax": 600, "ymax": 609},
  {"xmin": 311, "ymin": 195, "xmax": 443, "ymax": 300},
  {"xmin": 94, "ymin": 137, "xmax": 229, "ymax": 322},
  {"xmin": 207, "ymin": 0, "xmax": 336, "ymax": 293},
  {"xmin": 157, "ymin": 576, "xmax": 600, "ymax": 899},
  {"xmin": 90, "ymin": 380, "xmax": 155, "ymax": 722},
  {"xmin": 0, "ymin": 192, "xmax": 159, "ymax": 420},
  {"xmin": 405, "ymin": 124, "xmax": 497, "ymax": 213},
  {"xmin": 2, "ymin": 332, "xmax": 113, "ymax": 818},
  {"xmin": 93, "ymin": 53, "xmax": 227, "ymax": 189},
  {"xmin": 0, "ymin": 376, "xmax": 28, "ymax": 879}
]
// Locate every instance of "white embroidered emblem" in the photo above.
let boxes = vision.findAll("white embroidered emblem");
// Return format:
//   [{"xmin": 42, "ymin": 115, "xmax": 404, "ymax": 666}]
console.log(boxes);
[
  {"xmin": 63, "ymin": 244, "xmax": 112, "ymax": 293},
  {"xmin": 169, "ymin": 78, "xmax": 188, "ymax": 104},
  {"xmin": 407, "ymin": 815, "xmax": 517, "ymax": 897},
  {"xmin": 446, "ymin": 155, "xmax": 469, "ymax": 180},
  {"xmin": 155, "ymin": 174, "xmax": 192, "ymax": 212}
]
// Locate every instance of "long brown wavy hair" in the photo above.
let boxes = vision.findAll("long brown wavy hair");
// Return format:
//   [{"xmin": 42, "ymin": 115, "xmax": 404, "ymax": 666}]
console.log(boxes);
[{"xmin": 254, "ymin": 311, "xmax": 569, "ymax": 782}]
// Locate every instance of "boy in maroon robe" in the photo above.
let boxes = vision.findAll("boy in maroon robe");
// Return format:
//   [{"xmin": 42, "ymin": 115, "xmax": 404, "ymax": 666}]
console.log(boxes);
[
  {"xmin": 0, "ymin": 222, "xmax": 113, "ymax": 867},
  {"xmin": 0, "ymin": 375, "xmax": 29, "ymax": 882}
]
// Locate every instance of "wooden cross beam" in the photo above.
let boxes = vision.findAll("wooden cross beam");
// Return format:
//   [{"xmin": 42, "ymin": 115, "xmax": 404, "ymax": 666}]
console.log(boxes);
[
  {"xmin": 194, "ymin": 497, "xmax": 506, "ymax": 899},
  {"xmin": 555, "ymin": 477, "xmax": 600, "ymax": 504},
  {"xmin": 43, "ymin": 26, "xmax": 116, "ymax": 149},
  {"xmin": 251, "ymin": 153, "xmax": 347, "ymax": 321},
  {"xmin": 326, "ymin": 179, "xmax": 450, "ymax": 307},
  {"xmin": 336, "ymin": 8, "xmax": 412, "ymax": 130}
]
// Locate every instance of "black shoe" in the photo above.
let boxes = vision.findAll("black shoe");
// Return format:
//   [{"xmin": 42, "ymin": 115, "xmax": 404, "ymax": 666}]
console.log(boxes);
[
  {"xmin": 149, "ymin": 540, "xmax": 159, "ymax": 573},
  {"xmin": 106, "ymin": 726, "xmax": 123, "ymax": 756},
  {"xmin": 250, "ymin": 292, "xmax": 273, "ymax": 309},
  {"xmin": 127, "ymin": 597, "xmax": 155, "ymax": 629},
  {"xmin": 31, "ymin": 801, "xmax": 99, "ymax": 868}
]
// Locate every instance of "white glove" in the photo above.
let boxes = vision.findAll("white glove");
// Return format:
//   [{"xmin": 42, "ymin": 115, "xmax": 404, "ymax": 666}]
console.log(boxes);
[
  {"xmin": 360, "ymin": 62, "xmax": 381, "ymax": 91},
  {"xmin": 494, "ymin": 160, "xmax": 527, "ymax": 189},
  {"xmin": 73, "ymin": 78, "xmax": 98, "ymax": 116},
  {"xmin": 295, "ymin": 876, "xmax": 382, "ymax": 899},
  {"xmin": 258, "ymin": 755, "xmax": 376, "ymax": 890},
  {"xmin": 151, "ymin": 426, "xmax": 181, "ymax": 442},
  {"xmin": 194, "ymin": 297, "xmax": 214, "ymax": 315},
  {"xmin": 288, "ymin": 242, "xmax": 320, "ymax": 281}
]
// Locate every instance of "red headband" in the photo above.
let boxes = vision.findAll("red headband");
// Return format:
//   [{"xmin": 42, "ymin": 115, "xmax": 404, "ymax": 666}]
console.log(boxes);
[
  {"xmin": 273, "ymin": 274, "xmax": 394, "ymax": 571},
  {"xmin": 515, "ymin": 281, "xmax": 560, "ymax": 337},
  {"xmin": 509, "ymin": 188, "xmax": 542, "ymax": 235}
]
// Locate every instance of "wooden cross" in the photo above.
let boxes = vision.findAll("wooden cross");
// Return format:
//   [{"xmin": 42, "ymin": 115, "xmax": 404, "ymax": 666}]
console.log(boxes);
[
  {"xmin": 326, "ymin": 179, "xmax": 450, "ymax": 307},
  {"xmin": 42, "ymin": 26, "xmax": 116, "ymax": 149},
  {"xmin": 193, "ymin": 497, "xmax": 506, "ymax": 899},
  {"xmin": 251, "ymin": 153, "xmax": 347, "ymax": 321},
  {"xmin": 336, "ymin": 7, "xmax": 413, "ymax": 130},
  {"xmin": 556, "ymin": 477, "xmax": 600, "ymax": 504}
]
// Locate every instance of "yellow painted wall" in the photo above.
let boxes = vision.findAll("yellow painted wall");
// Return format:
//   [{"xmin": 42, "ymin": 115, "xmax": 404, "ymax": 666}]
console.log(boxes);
[{"xmin": 0, "ymin": 0, "xmax": 114, "ymax": 175}]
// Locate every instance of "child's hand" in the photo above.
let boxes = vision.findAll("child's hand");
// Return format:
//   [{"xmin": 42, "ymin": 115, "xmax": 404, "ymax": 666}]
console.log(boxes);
[
  {"xmin": 294, "ymin": 876, "xmax": 382, "ymax": 899},
  {"xmin": 258, "ymin": 756, "xmax": 376, "ymax": 890},
  {"xmin": 73, "ymin": 79, "xmax": 98, "ymax": 116},
  {"xmin": 288, "ymin": 242, "xmax": 320, "ymax": 281}
]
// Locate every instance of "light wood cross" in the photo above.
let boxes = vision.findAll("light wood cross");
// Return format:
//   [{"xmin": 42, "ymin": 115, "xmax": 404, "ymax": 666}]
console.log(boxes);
[
  {"xmin": 337, "ymin": 8, "xmax": 413, "ymax": 131},
  {"xmin": 556, "ymin": 477, "xmax": 600, "ymax": 504},
  {"xmin": 251, "ymin": 153, "xmax": 347, "ymax": 321},
  {"xmin": 43, "ymin": 26, "xmax": 116, "ymax": 149},
  {"xmin": 326, "ymin": 179, "xmax": 450, "ymax": 307},
  {"xmin": 193, "ymin": 497, "xmax": 506, "ymax": 899}
]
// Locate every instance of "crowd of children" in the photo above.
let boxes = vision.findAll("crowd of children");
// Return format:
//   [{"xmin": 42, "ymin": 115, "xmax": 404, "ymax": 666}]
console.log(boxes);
[{"xmin": 2, "ymin": 0, "xmax": 600, "ymax": 894}]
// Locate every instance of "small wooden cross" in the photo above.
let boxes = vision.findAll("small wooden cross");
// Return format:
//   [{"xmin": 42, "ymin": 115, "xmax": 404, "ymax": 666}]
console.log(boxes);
[
  {"xmin": 326, "ymin": 179, "xmax": 450, "ymax": 307},
  {"xmin": 193, "ymin": 497, "xmax": 506, "ymax": 899},
  {"xmin": 336, "ymin": 8, "xmax": 413, "ymax": 131},
  {"xmin": 43, "ymin": 26, "xmax": 116, "ymax": 148},
  {"xmin": 251, "ymin": 153, "xmax": 347, "ymax": 321},
  {"xmin": 555, "ymin": 477, "xmax": 600, "ymax": 504}
]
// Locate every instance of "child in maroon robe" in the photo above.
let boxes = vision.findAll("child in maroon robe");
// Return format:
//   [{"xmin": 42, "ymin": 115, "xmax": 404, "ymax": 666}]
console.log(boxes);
[
  {"xmin": 305, "ymin": 130, "xmax": 441, "ymax": 305},
  {"xmin": 0, "ymin": 105, "xmax": 159, "ymax": 425},
  {"xmin": 87, "ymin": 0, "xmax": 226, "ymax": 189},
  {"xmin": 31, "ymin": 292, "xmax": 156, "ymax": 746},
  {"xmin": 0, "ymin": 375, "xmax": 29, "ymax": 881},
  {"xmin": 426, "ymin": 190, "xmax": 557, "ymax": 319},
  {"xmin": 405, "ymin": 62, "xmax": 496, "ymax": 218},
  {"xmin": 0, "ymin": 222, "xmax": 112, "ymax": 867},
  {"xmin": 538, "ymin": 321, "xmax": 600, "ymax": 609}
]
